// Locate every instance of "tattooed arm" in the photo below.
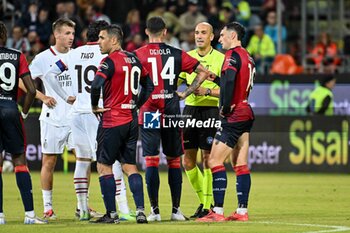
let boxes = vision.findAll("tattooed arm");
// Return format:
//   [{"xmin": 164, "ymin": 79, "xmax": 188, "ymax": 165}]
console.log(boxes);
[{"xmin": 176, "ymin": 64, "xmax": 209, "ymax": 100}]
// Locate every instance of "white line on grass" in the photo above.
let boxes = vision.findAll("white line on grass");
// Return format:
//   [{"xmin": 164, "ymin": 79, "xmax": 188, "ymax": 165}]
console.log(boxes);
[{"xmin": 255, "ymin": 221, "xmax": 350, "ymax": 233}]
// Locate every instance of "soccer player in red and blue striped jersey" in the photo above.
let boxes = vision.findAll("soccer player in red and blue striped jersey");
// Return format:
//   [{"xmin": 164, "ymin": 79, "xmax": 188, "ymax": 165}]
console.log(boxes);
[
  {"xmin": 0, "ymin": 21, "xmax": 46, "ymax": 224},
  {"xmin": 90, "ymin": 24, "xmax": 154, "ymax": 224},
  {"xmin": 197, "ymin": 22, "xmax": 255, "ymax": 222},
  {"xmin": 135, "ymin": 16, "xmax": 209, "ymax": 221}
]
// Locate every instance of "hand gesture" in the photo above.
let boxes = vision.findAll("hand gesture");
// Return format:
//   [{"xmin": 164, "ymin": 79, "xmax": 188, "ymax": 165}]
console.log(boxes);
[
  {"xmin": 66, "ymin": 96, "xmax": 76, "ymax": 105},
  {"xmin": 193, "ymin": 87, "xmax": 206, "ymax": 96},
  {"xmin": 92, "ymin": 106, "xmax": 111, "ymax": 120},
  {"xmin": 207, "ymin": 71, "xmax": 217, "ymax": 81},
  {"xmin": 43, "ymin": 96, "xmax": 57, "ymax": 108},
  {"xmin": 219, "ymin": 104, "xmax": 235, "ymax": 118}
]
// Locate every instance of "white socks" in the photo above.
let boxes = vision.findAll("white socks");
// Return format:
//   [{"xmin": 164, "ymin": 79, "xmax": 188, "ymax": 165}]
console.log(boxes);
[
  {"xmin": 74, "ymin": 161, "xmax": 90, "ymax": 212},
  {"xmin": 213, "ymin": 207, "xmax": 224, "ymax": 215},
  {"xmin": 236, "ymin": 207, "xmax": 248, "ymax": 215},
  {"xmin": 25, "ymin": 210, "xmax": 35, "ymax": 218},
  {"xmin": 42, "ymin": 190, "xmax": 53, "ymax": 212},
  {"xmin": 112, "ymin": 161, "xmax": 130, "ymax": 214}
]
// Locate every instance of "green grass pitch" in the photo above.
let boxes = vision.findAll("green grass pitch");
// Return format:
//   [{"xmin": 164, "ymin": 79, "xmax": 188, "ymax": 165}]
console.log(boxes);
[{"xmin": 0, "ymin": 171, "xmax": 349, "ymax": 233}]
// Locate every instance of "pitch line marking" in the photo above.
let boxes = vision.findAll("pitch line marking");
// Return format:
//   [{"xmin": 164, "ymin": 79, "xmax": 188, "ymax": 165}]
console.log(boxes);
[{"xmin": 254, "ymin": 221, "xmax": 350, "ymax": 233}]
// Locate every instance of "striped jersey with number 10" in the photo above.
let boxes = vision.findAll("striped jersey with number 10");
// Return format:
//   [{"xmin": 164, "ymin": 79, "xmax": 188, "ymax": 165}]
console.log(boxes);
[{"xmin": 95, "ymin": 50, "xmax": 149, "ymax": 128}]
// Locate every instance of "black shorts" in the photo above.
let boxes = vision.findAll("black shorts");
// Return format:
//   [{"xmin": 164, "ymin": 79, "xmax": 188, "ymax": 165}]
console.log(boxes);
[
  {"xmin": 97, "ymin": 117, "xmax": 138, "ymax": 165},
  {"xmin": 0, "ymin": 106, "xmax": 25, "ymax": 154},
  {"xmin": 214, "ymin": 120, "xmax": 254, "ymax": 149},
  {"xmin": 140, "ymin": 126, "xmax": 183, "ymax": 157},
  {"xmin": 140, "ymin": 94, "xmax": 183, "ymax": 157},
  {"xmin": 182, "ymin": 105, "xmax": 219, "ymax": 151}
]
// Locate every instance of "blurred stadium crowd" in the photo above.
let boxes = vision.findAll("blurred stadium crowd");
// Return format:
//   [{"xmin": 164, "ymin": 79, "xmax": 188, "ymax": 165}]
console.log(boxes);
[{"xmin": 1, "ymin": 0, "xmax": 350, "ymax": 76}]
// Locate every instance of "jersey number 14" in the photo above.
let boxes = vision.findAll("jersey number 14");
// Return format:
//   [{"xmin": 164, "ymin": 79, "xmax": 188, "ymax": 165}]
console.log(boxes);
[{"xmin": 147, "ymin": 57, "xmax": 175, "ymax": 86}]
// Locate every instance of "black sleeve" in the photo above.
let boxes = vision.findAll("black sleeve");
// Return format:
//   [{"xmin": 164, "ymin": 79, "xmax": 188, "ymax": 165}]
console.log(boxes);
[
  {"xmin": 137, "ymin": 74, "xmax": 154, "ymax": 108},
  {"xmin": 220, "ymin": 69, "xmax": 237, "ymax": 115},
  {"xmin": 91, "ymin": 57, "xmax": 115, "ymax": 107},
  {"xmin": 96, "ymin": 57, "xmax": 115, "ymax": 81},
  {"xmin": 317, "ymin": 95, "xmax": 331, "ymax": 114},
  {"xmin": 213, "ymin": 75, "xmax": 220, "ymax": 86},
  {"xmin": 220, "ymin": 51, "xmax": 241, "ymax": 115},
  {"xmin": 91, "ymin": 75, "xmax": 105, "ymax": 107}
]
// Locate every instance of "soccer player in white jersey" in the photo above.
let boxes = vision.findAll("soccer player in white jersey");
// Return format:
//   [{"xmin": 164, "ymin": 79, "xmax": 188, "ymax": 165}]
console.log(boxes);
[
  {"xmin": 29, "ymin": 18, "xmax": 76, "ymax": 220},
  {"xmin": 45, "ymin": 20, "xmax": 133, "ymax": 221}
]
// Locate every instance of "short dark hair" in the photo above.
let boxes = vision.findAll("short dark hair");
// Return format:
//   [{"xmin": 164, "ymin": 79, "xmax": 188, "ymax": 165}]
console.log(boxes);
[
  {"xmin": 146, "ymin": 16, "xmax": 166, "ymax": 35},
  {"xmin": 321, "ymin": 75, "xmax": 336, "ymax": 86},
  {"xmin": 101, "ymin": 24, "xmax": 124, "ymax": 45},
  {"xmin": 0, "ymin": 21, "xmax": 7, "ymax": 45},
  {"xmin": 225, "ymin": 22, "xmax": 246, "ymax": 41},
  {"xmin": 87, "ymin": 20, "xmax": 109, "ymax": 42},
  {"xmin": 52, "ymin": 17, "xmax": 75, "ymax": 32}
]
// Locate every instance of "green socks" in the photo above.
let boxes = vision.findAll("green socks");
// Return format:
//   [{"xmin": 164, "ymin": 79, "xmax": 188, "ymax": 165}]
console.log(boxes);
[
  {"xmin": 185, "ymin": 166, "xmax": 204, "ymax": 204},
  {"xmin": 203, "ymin": 169, "xmax": 213, "ymax": 210}
]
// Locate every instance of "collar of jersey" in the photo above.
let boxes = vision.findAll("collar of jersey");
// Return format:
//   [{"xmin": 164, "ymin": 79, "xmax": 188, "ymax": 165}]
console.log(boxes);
[
  {"xmin": 50, "ymin": 46, "xmax": 71, "ymax": 56},
  {"xmin": 196, "ymin": 47, "xmax": 213, "ymax": 58}
]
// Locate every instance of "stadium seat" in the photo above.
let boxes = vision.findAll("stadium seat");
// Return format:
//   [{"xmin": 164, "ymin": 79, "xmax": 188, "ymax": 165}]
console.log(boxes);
[{"xmin": 270, "ymin": 54, "xmax": 304, "ymax": 75}]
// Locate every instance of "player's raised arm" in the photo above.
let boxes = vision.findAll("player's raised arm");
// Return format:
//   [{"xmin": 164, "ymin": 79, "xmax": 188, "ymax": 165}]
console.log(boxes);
[
  {"xmin": 43, "ymin": 60, "xmax": 76, "ymax": 105},
  {"xmin": 193, "ymin": 86, "xmax": 220, "ymax": 98},
  {"xmin": 177, "ymin": 63, "xmax": 209, "ymax": 100},
  {"xmin": 207, "ymin": 71, "xmax": 221, "ymax": 86}
]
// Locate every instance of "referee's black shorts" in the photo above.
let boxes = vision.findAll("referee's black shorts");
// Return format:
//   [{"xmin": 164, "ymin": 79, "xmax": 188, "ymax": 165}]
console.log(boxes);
[{"xmin": 182, "ymin": 105, "xmax": 219, "ymax": 151}]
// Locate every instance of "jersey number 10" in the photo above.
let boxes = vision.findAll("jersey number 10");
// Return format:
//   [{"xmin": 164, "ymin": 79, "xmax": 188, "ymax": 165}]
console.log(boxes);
[{"xmin": 122, "ymin": 65, "xmax": 141, "ymax": 95}]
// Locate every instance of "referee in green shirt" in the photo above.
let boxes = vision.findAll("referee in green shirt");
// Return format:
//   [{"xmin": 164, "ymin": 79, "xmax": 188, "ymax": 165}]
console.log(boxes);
[{"xmin": 179, "ymin": 22, "xmax": 224, "ymax": 218}]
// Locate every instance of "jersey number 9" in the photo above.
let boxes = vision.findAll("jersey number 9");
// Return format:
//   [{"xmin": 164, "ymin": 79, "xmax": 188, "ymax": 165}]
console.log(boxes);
[{"xmin": 0, "ymin": 62, "xmax": 16, "ymax": 91}]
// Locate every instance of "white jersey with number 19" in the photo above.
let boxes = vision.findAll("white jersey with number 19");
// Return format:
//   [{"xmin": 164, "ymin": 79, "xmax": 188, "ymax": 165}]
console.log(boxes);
[{"xmin": 64, "ymin": 42, "xmax": 106, "ymax": 114}]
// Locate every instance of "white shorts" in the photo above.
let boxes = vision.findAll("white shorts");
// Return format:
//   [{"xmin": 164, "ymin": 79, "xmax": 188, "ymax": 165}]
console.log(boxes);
[
  {"xmin": 40, "ymin": 121, "xmax": 73, "ymax": 154},
  {"xmin": 71, "ymin": 113, "xmax": 98, "ymax": 160}
]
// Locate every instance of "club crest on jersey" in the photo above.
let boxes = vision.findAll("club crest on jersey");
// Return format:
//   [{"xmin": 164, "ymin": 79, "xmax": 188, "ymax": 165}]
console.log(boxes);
[
  {"xmin": 98, "ymin": 62, "xmax": 108, "ymax": 71},
  {"xmin": 226, "ymin": 58, "xmax": 237, "ymax": 66},
  {"xmin": 144, "ymin": 110, "xmax": 161, "ymax": 129}
]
